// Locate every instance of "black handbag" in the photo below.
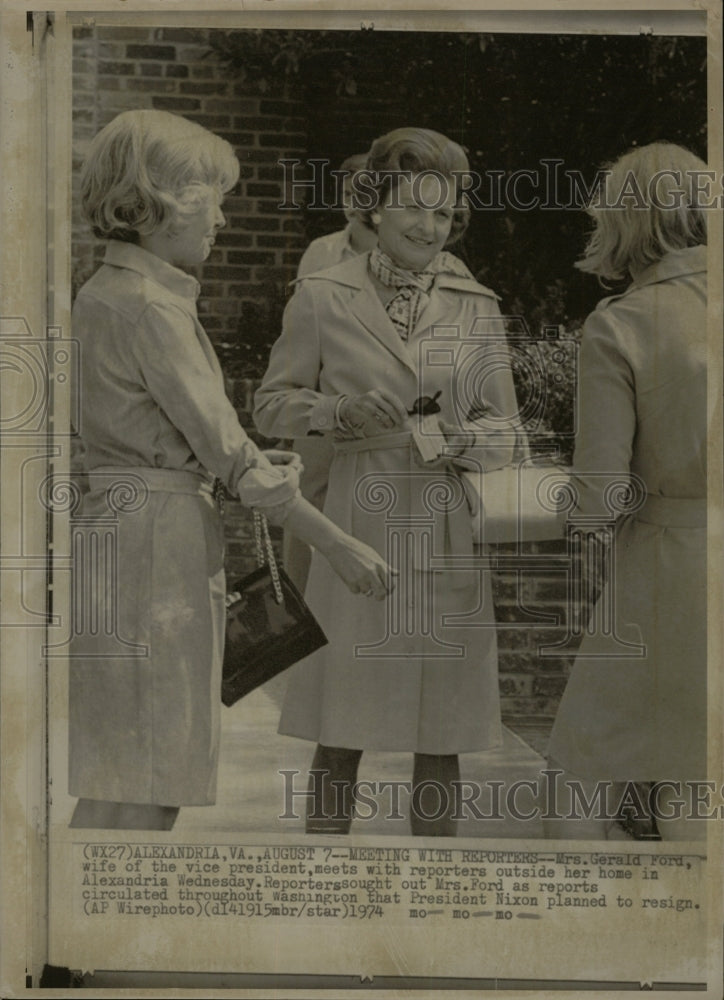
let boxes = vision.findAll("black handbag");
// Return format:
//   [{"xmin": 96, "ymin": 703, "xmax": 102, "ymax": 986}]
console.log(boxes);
[{"xmin": 221, "ymin": 509, "xmax": 328, "ymax": 707}]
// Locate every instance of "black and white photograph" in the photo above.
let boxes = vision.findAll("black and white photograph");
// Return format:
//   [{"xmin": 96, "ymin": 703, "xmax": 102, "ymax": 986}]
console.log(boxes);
[{"xmin": 1, "ymin": 1, "xmax": 722, "ymax": 994}]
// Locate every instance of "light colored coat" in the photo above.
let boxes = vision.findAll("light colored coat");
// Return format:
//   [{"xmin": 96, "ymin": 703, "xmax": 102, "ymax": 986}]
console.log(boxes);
[
  {"xmin": 254, "ymin": 253, "xmax": 518, "ymax": 753},
  {"xmin": 548, "ymin": 246, "xmax": 708, "ymax": 780},
  {"xmin": 70, "ymin": 242, "xmax": 296, "ymax": 806},
  {"xmin": 284, "ymin": 224, "xmax": 366, "ymax": 589}
]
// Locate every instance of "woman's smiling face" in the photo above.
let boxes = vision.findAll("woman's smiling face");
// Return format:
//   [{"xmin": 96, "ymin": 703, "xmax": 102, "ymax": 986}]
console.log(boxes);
[{"xmin": 375, "ymin": 172, "xmax": 456, "ymax": 271}]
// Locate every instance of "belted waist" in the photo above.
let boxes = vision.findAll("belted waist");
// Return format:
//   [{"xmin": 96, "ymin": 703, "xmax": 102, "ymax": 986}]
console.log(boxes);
[
  {"xmin": 87, "ymin": 465, "xmax": 216, "ymax": 498},
  {"xmin": 332, "ymin": 431, "xmax": 476, "ymax": 588},
  {"xmin": 636, "ymin": 494, "xmax": 706, "ymax": 528},
  {"xmin": 334, "ymin": 431, "xmax": 413, "ymax": 454}
]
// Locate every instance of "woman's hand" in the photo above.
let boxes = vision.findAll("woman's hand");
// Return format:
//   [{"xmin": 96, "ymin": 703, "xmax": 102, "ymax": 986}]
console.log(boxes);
[
  {"xmin": 262, "ymin": 449, "xmax": 304, "ymax": 475},
  {"xmin": 339, "ymin": 389, "xmax": 408, "ymax": 433},
  {"xmin": 323, "ymin": 534, "xmax": 398, "ymax": 601},
  {"xmin": 279, "ymin": 497, "xmax": 396, "ymax": 600}
]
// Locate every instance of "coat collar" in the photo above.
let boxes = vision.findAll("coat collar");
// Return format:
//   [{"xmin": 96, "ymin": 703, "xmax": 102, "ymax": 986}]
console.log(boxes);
[
  {"xmin": 104, "ymin": 241, "xmax": 201, "ymax": 302},
  {"xmin": 296, "ymin": 252, "xmax": 499, "ymax": 374},
  {"xmin": 629, "ymin": 244, "xmax": 707, "ymax": 290},
  {"xmin": 297, "ymin": 250, "xmax": 498, "ymax": 298},
  {"xmin": 597, "ymin": 245, "xmax": 707, "ymax": 311}
]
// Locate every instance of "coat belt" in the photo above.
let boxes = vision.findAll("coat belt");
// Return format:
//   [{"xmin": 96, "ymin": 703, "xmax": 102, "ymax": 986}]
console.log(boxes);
[
  {"xmin": 86, "ymin": 466, "xmax": 220, "ymax": 510},
  {"xmin": 333, "ymin": 431, "xmax": 475, "ymax": 587}
]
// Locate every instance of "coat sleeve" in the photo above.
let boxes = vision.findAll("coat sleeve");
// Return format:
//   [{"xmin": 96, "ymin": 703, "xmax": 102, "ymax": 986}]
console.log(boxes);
[
  {"xmin": 253, "ymin": 282, "xmax": 347, "ymax": 439},
  {"xmin": 570, "ymin": 307, "xmax": 636, "ymax": 519},
  {"xmin": 452, "ymin": 294, "xmax": 519, "ymax": 472},
  {"xmin": 130, "ymin": 298, "xmax": 299, "ymax": 510}
]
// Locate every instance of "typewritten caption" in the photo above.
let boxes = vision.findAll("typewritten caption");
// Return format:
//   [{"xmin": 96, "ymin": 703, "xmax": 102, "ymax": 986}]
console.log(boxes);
[{"xmin": 76, "ymin": 843, "xmax": 703, "ymax": 922}]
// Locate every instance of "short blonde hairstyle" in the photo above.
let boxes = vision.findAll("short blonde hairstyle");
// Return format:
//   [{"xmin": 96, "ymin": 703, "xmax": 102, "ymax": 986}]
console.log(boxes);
[
  {"xmin": 357, "ymin": 127, "xmax": 471, "ymax": 244},
  {"xmin": 577, "ymin": 142, "xmax": 708, "ymax": 282},
  {"xmin": 81, "ymin": 110, "xmax": 240, "ymax": 242}
]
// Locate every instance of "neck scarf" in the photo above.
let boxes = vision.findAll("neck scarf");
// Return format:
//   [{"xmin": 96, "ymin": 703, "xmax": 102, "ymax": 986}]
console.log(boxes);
[{"xmin": 369, "ymin": 247, "xmax": 475, "ymax": 341}]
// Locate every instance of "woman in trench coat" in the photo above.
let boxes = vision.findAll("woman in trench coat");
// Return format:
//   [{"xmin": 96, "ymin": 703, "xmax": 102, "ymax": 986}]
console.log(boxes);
[
  {"xmin": 545, "ymin": 142, "xmax": 709, "ymax": 841},
  {"xmin": 254, "ymin": 128, "xmax": 519, "ymax": 836},
  {"xmin": 69, "ymin": 110, "xmax": 393, "ymax": 831}
]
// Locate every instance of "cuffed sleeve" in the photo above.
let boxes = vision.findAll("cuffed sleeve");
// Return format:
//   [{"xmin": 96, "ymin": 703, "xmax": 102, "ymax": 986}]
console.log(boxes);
[
  {"xmin": 237, "ymin": 457, "xmax": 300, "ymax": 512},
  {"xmin": 309, "ymin": 393, "xmax": 347, "ymax": 433}
]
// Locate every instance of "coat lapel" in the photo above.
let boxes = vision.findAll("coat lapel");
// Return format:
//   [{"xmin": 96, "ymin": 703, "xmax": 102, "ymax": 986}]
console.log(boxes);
[
  {"xmin": 409, "ymin": 275, "xmax": 500, "ymax": 342},
  {"xmin": 347, "ymin": 282, "xmax": 419, "ymax": 375}
]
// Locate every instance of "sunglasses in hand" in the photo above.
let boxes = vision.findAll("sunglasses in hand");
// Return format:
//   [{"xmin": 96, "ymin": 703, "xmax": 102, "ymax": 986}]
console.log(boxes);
[{"xmin": 408, "ymin": 390, "xmax": 442, "ymax": 417}]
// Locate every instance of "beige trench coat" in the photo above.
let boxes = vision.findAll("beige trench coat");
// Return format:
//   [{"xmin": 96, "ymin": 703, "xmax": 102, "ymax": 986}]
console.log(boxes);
[
  {"xmin": 548, "ymin": 246, "xmax": 708, "ymax": 781},
  {"xmin": 254, "ymin": 253, "xmax": 518, "ymax": 753}
]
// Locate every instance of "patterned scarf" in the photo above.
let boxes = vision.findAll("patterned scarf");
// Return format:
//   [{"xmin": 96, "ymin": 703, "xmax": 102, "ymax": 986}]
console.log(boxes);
[{"xmin": 369, "ymin": 247, "xmax": 475, "ymax": 341}]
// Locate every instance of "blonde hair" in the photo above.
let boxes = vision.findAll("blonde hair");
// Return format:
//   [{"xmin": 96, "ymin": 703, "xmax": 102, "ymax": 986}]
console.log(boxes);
[
  {"xmin": 577, "ymin": 142, "xmax": 708, "ymax": 282},
  {"xmin": 81, "ymin": 110, "xmax": 240, "ymax": 242},
  {"xmin": 358, "ymin": 127, "xmax": 471, "ymax": 244}
]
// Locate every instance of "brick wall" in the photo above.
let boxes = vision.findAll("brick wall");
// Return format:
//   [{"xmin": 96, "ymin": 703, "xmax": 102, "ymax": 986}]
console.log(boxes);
[
  {"xmin": 72, "ymin": 25, "xmax": 308, "ymax": 340},
  {"xmin": 71, "ymin": 26, "xmax": 583, "ymax": 724}
]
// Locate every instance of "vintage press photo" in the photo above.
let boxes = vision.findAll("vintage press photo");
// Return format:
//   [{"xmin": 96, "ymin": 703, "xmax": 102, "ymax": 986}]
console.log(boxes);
[{"xmin": 1, "ymin": 1, "xmax": 722, "ymax": 994}]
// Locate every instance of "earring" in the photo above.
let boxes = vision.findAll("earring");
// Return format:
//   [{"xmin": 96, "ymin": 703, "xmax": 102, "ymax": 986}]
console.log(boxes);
[{"xmin": 371, "ymin": 212, "xmax": 381, "ymax": 225}]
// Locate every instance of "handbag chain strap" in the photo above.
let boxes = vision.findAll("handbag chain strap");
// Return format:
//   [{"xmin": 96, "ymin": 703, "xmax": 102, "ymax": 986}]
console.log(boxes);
[{"xmin": 253, "ymin": 509, "xmax": 284, "ymax": 605}]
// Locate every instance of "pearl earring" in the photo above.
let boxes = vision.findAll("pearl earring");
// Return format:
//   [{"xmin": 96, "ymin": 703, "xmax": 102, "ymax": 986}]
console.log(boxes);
[{"xmin": 371, "ymin": 212, "xmax": 381, "ymax": 225}]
